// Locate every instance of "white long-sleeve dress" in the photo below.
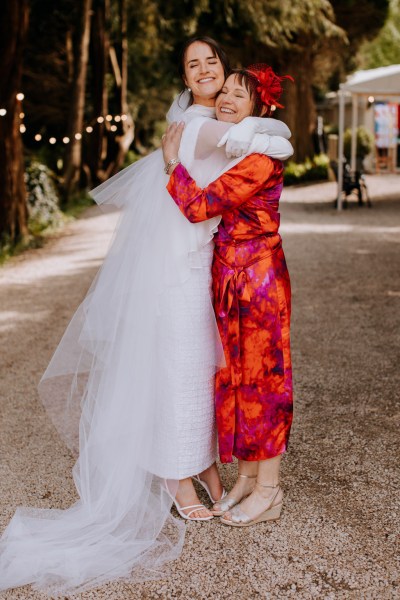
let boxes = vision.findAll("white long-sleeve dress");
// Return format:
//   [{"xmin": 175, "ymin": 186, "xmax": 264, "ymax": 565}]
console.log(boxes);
[{"xmin": 0, "ymin": 99, "xmax": 292, "ymax": 596}]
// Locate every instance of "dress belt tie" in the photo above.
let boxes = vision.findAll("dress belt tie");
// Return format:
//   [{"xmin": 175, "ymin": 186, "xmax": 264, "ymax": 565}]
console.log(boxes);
[{"xmin": 215, "ymin": 247, "xmax": 277, "ymax": 389}]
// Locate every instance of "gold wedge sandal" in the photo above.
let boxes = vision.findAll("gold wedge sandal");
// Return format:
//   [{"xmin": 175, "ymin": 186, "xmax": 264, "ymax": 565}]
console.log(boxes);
[
  {"xmin": 211, "ymin": 473, "xmax": 257, "ymax": 517},
  {"xmin": 220, "ymin": 482, "xmax": 282, "ymax": 527}
]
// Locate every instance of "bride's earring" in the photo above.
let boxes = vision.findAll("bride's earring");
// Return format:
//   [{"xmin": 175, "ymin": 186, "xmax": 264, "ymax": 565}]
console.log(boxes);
[{"xmin": 187, "ymin": 87, "xmax": 192, "ymax": 93}]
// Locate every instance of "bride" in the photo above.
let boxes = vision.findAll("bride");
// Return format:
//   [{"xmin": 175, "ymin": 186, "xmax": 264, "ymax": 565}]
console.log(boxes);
[{"xmin": 0, "ymin": 37, "xmax": 292, "ymax": 596}]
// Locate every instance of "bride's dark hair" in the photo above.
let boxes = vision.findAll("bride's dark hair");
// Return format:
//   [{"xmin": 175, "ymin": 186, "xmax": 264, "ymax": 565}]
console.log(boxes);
[{"xmin": 178, "ymin": 36, "xmax": 231, "ymax": 107}]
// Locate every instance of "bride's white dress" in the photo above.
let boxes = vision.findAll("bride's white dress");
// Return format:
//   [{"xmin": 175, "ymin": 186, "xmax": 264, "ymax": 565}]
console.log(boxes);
[
  {"xmin": 0, "ymin": 93, "xmax": 292, "ymax": 595},
  {"xmin": 0, "ymin": 100, "xmax": 227, "ymax": 596}
]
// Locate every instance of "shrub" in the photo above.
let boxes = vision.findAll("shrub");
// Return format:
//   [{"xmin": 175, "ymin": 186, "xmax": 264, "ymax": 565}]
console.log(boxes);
[
  {"xmin": 24, "ymin": 162, "xmax": 63, "ymax": 233},
  {"xmin": 284, "ymin": 154, "xmax": 329, "ymax": 186},
  {"xmin": 343, "ymin": 126, "xmax": 374, "ymax": 160}
]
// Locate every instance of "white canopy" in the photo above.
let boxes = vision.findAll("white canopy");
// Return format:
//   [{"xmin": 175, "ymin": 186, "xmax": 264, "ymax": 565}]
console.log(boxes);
[
  {"xmin": 336, "ymin": 65, "xmax": 400, "ymax": 209},
  {"xmin": 341, "ymin": 64, "xmax": 400, "ymax": 94}
]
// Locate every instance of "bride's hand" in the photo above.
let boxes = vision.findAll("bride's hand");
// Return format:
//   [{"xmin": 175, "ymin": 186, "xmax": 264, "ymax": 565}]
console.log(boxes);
[{"xmin": 162, "ymin": 122, "xmax": 185, "ymax": 167}]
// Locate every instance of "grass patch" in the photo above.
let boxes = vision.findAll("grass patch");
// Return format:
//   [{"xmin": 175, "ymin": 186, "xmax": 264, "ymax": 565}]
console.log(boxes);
[
  {"xmin": 0, "ymin": 192, "xmax": 95, "ymax": 266},
  {"xmin": 63, "ymin": 192, "xmax": 95, "ymax": 219}
]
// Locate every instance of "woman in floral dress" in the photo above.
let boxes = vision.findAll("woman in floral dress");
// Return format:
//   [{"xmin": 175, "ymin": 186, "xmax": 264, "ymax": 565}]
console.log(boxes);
[{"xmin": 163, "ymin": 65, "xmax": 294, "ymax": 527}]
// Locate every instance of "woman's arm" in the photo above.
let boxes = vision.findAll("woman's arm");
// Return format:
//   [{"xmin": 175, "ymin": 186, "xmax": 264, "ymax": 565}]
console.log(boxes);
[
  {"xmin": 218, "ymin": 116, "xmax": 291, "ymax": 158},
  {"xmin": 166, "ymin": 155, "xmax": 276, "ymax": 223},
  {"xmin": 193, "ymin": 121, "xmax": 293, "ymax": 161}
]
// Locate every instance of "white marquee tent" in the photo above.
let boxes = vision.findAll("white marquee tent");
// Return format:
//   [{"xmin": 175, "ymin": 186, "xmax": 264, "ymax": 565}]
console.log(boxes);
[{"xmin": 337, "ymin": 64, "xmax": 400, "ymax": 209}]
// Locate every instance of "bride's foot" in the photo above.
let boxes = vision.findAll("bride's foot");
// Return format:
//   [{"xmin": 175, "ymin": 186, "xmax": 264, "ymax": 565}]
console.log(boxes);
[
  {"xmin": 175, "ymin": 478, "xmax": 213, "ymax": 520},
  {"xmin": 212, "ymin": 472, "xmax": 257, "ymax": 516},
  {"xmin": 195, "ymin": 463, "xmax": 224, "ymax": 503},
  {"xmin": 221, "ymin": 482, "xmax": 283, "ymax": 526}
]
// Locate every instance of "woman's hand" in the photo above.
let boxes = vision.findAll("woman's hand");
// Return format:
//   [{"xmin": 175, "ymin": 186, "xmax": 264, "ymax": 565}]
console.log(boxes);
[{"xmin": 162, "ymin": 122, "xmax": 185, "ymax": 172}]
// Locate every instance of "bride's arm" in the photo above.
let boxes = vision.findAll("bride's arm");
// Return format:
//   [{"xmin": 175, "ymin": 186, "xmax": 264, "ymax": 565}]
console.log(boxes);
[
  {"xmin": 193, "ymin": 121, "xmax": 293, "ymax": 161},
  {"xmin": 217, "ymin": 116, "xmax": 291, "ymax": 158},
  {"xmin": 193, "ymin": 120, "xmax": 232, "ymax": 159}
]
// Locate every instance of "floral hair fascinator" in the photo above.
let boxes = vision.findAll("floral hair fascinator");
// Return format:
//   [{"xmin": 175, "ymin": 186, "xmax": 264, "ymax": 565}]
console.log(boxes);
[{"xmin": 246, "ymin": 64, "xmax": 294, "ymax": 110}]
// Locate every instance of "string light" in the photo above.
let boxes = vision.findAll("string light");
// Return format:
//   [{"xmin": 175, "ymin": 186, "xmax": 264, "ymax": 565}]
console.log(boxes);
[
  {"xmin": 7, "ymin": 97, "xmax": 128, "ymax": 143},
  {"xmin": 368, "ymin": 96, "xmax": 375, "ymax": 103}
]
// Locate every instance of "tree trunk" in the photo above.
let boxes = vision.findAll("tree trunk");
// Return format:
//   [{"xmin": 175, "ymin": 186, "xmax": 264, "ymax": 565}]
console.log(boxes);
[
  {"xmin": 63, "ymin": 0, "xmax": 93, "ymax": 200},
  {"xmin": 102, "ymin": 0, "xmax": 134, "ymax": 179},
  {"xmin": 279, "ymin": 46, "xmax": 317, "ymax": 162},
  {"xmin": 0, "ymin": 1, "xmax": 29, "ymax": 243},
  {"xmin": 85, "ymin": 0, "xmax": 110, "ymax": 186}
]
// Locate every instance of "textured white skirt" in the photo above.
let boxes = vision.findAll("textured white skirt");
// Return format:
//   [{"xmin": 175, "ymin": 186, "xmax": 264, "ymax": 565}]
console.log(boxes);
[{"xmin": 153, "ymin": 241, "xmax": 217, "ymax": 479}]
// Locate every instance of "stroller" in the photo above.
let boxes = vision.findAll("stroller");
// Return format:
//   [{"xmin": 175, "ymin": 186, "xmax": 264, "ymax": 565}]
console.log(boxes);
[{"xmin": 331, "ymin": 160, "xmax": 372, "ymax": 208}]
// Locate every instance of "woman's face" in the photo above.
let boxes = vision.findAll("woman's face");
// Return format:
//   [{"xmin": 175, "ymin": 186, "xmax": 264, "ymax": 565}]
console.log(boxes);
[
  {"xmin": 183, "ymin": 42, "xmax": 225, "ymax": 106},
  {"xmin": 215, "ymin": 74, "xmax": 254, "ymax": 123}
]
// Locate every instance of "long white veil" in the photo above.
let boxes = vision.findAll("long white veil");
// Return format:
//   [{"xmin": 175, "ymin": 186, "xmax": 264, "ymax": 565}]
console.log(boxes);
[{"xmin": 0, "ymin": 101, "xmax": 235, "ymax": 596}]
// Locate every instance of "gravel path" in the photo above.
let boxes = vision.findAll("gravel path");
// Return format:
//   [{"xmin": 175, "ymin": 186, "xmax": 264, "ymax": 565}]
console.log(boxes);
[{"xmin": 0, "ymin": 184, "xmax": 399, "ymax": 599}]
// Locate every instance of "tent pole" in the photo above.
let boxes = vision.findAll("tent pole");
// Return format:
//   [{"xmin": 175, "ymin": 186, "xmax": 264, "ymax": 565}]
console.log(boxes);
[
  {"xmin": 337, "ymin": 90, "xmax": 345, "ymax": 210},
  {"xmin": 351, "ymin": 94, "xmax": 358, "ymax": 173}
]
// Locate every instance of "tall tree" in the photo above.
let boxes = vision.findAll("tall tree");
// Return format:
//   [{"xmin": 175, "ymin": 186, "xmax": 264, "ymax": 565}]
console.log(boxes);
[
  {"xmin": 0, "ymin": 0, "xmax": 29, "ymax": 243},
  {"xmin": 63, "ymin": 0, "xmax": 93, "ymax": 199},
  {"xmin": 86, "ymin": 0, "xmax": 111, "ymax": 184},
  {"xmin": 356, "ymin": 0, "xmax": 400, "ymax": 68}
]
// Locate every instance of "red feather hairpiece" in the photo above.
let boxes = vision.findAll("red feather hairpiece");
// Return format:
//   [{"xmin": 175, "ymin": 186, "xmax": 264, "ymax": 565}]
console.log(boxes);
[{"xmin": 246, "ymin": 64, "xmax": 294, "ymax": 110}]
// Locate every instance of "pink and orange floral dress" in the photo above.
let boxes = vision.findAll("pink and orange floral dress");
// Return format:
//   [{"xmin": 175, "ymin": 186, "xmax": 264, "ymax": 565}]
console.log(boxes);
[{"xmin": 167, "ymin": 154, "xmax": 293, "ymax": 463}]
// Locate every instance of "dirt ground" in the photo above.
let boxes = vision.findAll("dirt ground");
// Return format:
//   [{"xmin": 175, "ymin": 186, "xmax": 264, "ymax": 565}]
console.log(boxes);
[{"xmin": 0, "ymin": 179, "xmax": 399, "ymax": 599}]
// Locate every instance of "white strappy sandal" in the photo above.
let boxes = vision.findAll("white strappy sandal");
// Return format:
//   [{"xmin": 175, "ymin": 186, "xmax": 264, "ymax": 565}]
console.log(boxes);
[
  {"xmin": 165, "ymin": 481, "xmax": 213, "ymax": 522},
  {"xmin": 192, "ymin": 474, "xmax": 228, "ymax": 504}
]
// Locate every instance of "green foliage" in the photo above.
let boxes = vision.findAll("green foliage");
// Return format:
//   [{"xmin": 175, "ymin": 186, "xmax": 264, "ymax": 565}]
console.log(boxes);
[
  {"xmin": 284, "ymin": 154, "xmax": 330, "ymax": 185},
  {"xmin": 343, "ymin": 126, "xmax": 374, "ymax": 159},
  {"xmin": 24, "ymin": 162, "xmax": 63, "ymax": 233},
  {"xmin": 357, "ymin": 0, "xmax": 400, "ymax": 68}
]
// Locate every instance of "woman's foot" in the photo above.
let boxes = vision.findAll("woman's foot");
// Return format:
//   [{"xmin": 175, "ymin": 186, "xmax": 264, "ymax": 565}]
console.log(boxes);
[
  {"xmin": 212, "ymin": 472, "xmax": 257, "ymax": 515},
  {"xmin": 222, "ymin": 482, "xmax": 283, "ymax": 525},
  {"xmin": 175, "ymin": 478, "xmax": 213, "ymax": 520},
  {"xmin": 196, "ymin": 463, "xmax": 224, "ymax": 503}
]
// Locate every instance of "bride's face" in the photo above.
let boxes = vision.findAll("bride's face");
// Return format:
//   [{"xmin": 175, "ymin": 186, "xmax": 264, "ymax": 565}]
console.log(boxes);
[
  {"xmin": 215, "ymin": 74, "xmax": 254, "ymax": 123},
  {"xmin": 183, "ymin": 42, "xmax": 225, "ymax": 105}
]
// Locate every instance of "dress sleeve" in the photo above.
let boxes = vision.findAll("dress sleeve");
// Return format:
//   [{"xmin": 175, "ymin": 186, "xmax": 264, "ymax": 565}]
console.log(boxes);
[{"xmin": 167, "ymin": 154, "xmax": 275, "ymax": 223}]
